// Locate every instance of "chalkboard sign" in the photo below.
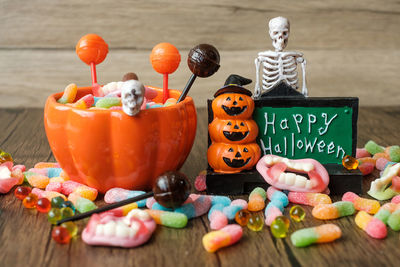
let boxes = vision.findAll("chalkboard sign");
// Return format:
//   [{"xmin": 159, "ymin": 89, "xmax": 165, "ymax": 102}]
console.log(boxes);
[{"xmin": 253, "ymin": 97, "xmax": 358, "ymax": 164}]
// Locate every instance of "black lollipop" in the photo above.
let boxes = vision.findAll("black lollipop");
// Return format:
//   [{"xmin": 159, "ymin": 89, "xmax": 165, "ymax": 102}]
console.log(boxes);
[
  {"xmin": 56, "ymin": 171, "xmax": 191, "ymax": 225},
  {"xmin": 177, "ymin": 44, "xmax": 220, "ymax": 103}
]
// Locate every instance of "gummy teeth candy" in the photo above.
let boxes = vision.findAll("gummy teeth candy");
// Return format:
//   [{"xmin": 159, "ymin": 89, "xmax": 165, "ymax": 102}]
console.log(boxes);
[
  {"xmin": 82, "ymin": 209, "xmax": 156, "ymax": 248},
  {"xmin": 256, "ymin": 155, "xmax": 329, "ymax": 192},
  {"xmin": 368, "ymin": 163, "xmax": 400, "ymax": 200}
]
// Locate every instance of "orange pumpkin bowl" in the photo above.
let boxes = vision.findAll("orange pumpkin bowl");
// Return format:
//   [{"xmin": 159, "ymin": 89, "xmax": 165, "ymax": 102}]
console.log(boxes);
[{"xmin": 44, "ymin": 86, "xmax": 197, "ymax": 193}]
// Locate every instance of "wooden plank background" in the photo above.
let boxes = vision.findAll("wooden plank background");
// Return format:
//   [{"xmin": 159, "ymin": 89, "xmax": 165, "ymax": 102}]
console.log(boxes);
[{"xmin": 0, "ymin": 0, "xmax": 399, "ymax": 108}]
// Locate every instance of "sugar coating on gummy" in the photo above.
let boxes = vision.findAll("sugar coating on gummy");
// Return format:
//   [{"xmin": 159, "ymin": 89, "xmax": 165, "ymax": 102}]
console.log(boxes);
[
  {"xmin": 82, "ymin": 209, "xmax": 156, "ymax": 248},
  {"xmin": 355, "ymin": 211, "xmax": 387, "ymax": 239},
  {"xmin": 392, "ymin": 195, "xmax": 400, "ymax": 204},
  {"xmin": 146, "ymin": 209, "xmax": 188, "ymax": 228},
  {"xmin": 387, "ymin": 210, "xmax": 400, "ymax": 231},
  {"xmin": 68, "ymin": 193, "xmax": 97, "ymax": 213},
  {"xmin": 312, "ymin": 201, "xmax": 355, "ymax": 220},
  {"xmin": 342, "ymin": 192, "xmax": 380, "ymax": 214},
  {"xmin": 57, "ymin": 84, "xmax": 78, "ymax": 104},
  {"xmin": 290, "ymin": 224, "xmax": 342, "ymax": 247},
  {"xmin": 385, "ymin": 146, "xmax": 400, "ymax": 162},
  {"xmin": 105, "ymin": 188, "xmax": 146, "ymax": 207},
  {"xmin": 202, "ymin": 224, "xmax": 243, "ymax": 252},
  {"xmin": 95, "ymin": 97, "xmax": 122, "ymax": 108},
  {"xmin": 364, "ymin": 140, "xmax": 385, "ymax": 155},
  {"xmin": 356, "ymin": 148, "xmax": 371, "ymax": 159},
  {"xmin": 248, "ymin": 187, "xmax": 266, "ymax": 211},
  {"xmin": 288, "ymin": 192, "xmax": 332, "ymax": 206},
  {"xmin": 32, "ymin": 188, "xmax": 67, "ymax": 201},
  {"xmin": 358, "ymin": 162, "xmax": 375, "ymax": 176}
]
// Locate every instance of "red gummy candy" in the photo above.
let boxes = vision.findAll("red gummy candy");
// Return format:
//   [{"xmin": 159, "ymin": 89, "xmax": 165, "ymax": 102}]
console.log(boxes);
[
  {"xmin": 194, "ymin": 174, "xmax": 206, "ymax": 192},
  {"xmin": 358, "ymin": 162, "xmax": 374, "ymax": 176}
]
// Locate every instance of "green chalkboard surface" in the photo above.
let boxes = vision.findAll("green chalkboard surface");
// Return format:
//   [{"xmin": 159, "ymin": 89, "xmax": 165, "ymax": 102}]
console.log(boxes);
[{"xmin": 253, "ymin": 97, "xmax": 358, "ymax": 164}]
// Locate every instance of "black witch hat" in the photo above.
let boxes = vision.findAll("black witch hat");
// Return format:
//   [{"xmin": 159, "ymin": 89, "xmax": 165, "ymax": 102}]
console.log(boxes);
[{"xmin": 214, "ymin": 74, "xmax": 253, "ymax": 97}]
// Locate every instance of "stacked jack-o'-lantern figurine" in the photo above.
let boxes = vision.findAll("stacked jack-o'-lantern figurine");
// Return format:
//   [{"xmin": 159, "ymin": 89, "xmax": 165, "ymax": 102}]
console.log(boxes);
[{"xmin": 208, "ymin": 75, "xmax": 261, "ymax": 173}]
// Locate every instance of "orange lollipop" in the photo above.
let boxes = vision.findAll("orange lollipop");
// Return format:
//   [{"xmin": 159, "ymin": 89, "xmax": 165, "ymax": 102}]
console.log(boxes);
[
  {"xmin": 76, "ymin": 34, "xmax": 109, "ymax": 96},
  {"xmin": 150, "ymin": 43, "xmax": 181, "ymax": 103}
]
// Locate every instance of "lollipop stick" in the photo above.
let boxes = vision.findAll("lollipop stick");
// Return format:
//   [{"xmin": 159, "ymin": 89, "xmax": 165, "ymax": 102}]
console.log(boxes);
[
  {"xmin": 177, "ymin": 74, "xmax": 197, "ymax": 103},
  {"xmin": 90, "ymin": 62, "xmax": 98, "ymax": 86},
  {"xmin": 56, "ymin": 191, "xmax": 154, "ymax": 226},
  {"xmin": 163, "ymin": 73, "xmax": 169, "ymax": 103}
]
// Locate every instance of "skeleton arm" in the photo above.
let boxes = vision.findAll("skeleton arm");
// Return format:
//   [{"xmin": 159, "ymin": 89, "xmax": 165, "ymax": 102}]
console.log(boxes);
[
  {"xmin": 296, "ymin": 56, "xmax": 308, "ymax": 96},
  {"xmin": 254, "ymin": 57, "xmax": 261, "ymax": 97}
]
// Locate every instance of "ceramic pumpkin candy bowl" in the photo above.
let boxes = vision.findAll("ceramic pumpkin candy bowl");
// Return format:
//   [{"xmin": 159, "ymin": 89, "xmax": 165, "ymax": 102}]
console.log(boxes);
[
  {"xmin": 208, "ymin": 75, "xmax": 261, "ymax": 173},
  {"xmin": 44, "ymin": 87, "xmax": 197, "ymax": 193}
]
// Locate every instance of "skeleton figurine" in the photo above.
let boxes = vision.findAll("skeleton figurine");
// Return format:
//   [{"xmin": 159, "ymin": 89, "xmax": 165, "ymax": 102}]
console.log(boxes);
[
  {"xmin": 121, "ymin": 79, "xmax": 145, "ymax": 116},
  {"xmin": 254, "ymin": 17, "xmax": 308, "ymax": 97}
]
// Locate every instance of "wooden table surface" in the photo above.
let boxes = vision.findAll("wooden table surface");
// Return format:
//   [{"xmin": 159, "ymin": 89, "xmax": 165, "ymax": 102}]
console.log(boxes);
[{"xmin": 0, "ymin": 106, "xmax": 400, "ymax": 267}]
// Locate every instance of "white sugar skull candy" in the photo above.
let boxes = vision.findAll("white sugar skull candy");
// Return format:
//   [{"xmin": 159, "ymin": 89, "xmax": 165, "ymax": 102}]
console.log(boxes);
[
  {"xmin": 121, "ymin": 79, "xmax": 145, "ymax": 116},
  {"xmin": 269, "ymin": 17, "xmax": 290, "ymax": 52}
]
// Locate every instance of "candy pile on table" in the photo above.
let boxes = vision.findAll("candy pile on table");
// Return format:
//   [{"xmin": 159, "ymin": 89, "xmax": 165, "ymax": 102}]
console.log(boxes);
[{"xmin": 3, "ymin": 148, "xmax": 400, "ymax": 251}]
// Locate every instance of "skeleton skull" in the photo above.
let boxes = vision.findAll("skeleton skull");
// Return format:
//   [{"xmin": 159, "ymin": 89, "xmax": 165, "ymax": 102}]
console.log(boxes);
[
  {"xmin": 269, "ymin": 17, "xmax": 290, "ymax": 52},
  {"xmin": 121, "ymin": 80, "xmax": 145, "ymax": 116}
]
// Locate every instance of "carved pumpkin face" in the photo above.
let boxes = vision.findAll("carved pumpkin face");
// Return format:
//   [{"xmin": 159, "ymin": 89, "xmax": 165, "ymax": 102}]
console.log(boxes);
[
  {"xmin": 212, "ymin": 93, "xmax": 254, "ymax": 119},
  {"xmin": 207, "ymin": 143, "xmax": 261, "ymax": 173},
  {"xmin": 209, "ymin": 118, "xmax": 258, "ymax": 144}
]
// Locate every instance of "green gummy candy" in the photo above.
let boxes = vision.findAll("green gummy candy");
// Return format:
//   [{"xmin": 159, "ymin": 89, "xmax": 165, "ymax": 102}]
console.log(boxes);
[
  {"xmin": 290, "ymin": 228, "xmax": 318, "ymax": 247},
  {"xmin": 249, "ymin": 187, "xmax": 267, "ymax": 200},
  {"xmin": 160, "ymin": 212, "xmax": 188, "ymax": 228},
  {"xmin": 388, "ymin": 211, "xmax": 400, "ymax": 231},
  {"xmin": 95, "ymin": 97, "xmax": 121, "ymax": 109},
  {"xmin": 374, "ymin": 209, "xmax": 392, "ymax": 224},
  {"xmin": 388, "ymin": 146, "xmax": 400, "ymax": 162},
  {"xmin": 364, "ymin": 140, "xmax": 384, "ymax": 155},
  {"xmin": 23, "ymin": 171, "xmax": 36, "ymax": 182},
  {"xmin": 75, "ymin": 197, "xmax": 97, "ymax": 213},
  {"xmin": 334, "ymin": 201, "xmax": 355, "ymax": 217}
]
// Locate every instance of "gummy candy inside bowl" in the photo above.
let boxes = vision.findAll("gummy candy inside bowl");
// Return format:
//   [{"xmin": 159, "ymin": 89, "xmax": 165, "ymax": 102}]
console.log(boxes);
[{"xmin": 44, "ymin": 86, "xmax": 197, "ymax": 193}]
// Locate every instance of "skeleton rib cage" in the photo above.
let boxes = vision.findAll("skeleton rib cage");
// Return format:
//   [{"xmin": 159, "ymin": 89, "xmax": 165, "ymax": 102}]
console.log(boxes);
[{"xmin": 255, "ymin": 51, "xmax": 307, "ymax": 97}]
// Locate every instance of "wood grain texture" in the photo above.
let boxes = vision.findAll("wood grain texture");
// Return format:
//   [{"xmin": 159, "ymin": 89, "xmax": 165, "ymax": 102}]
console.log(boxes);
[
  {"xmin": 1, "ymin": 106, "xmax": 400, "ymax": 266},
  {"xmin": 0, "ymin": 0, "xmax": 399, "ymax": 50},
  {"xmin": 0, "ymin": 49, "xmax": 399, "ymax": 108}
]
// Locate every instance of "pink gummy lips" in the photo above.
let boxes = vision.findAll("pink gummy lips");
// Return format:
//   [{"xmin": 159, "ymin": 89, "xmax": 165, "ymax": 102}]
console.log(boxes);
[{"xmin": 82, "ymin": 209, "xmax": 156, "ymax": 248}]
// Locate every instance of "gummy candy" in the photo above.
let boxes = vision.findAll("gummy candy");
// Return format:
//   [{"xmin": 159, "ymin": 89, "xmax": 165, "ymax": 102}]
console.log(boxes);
[
  {"xmin": 194, "ymin": 170, "xmax": 207, "ymax": 192},
  {"xmin": 385, "ymin": 145, "xmax": 400, "ymax": 162},
  {"xmin": 82, "ymin": 209, "xmax": 156, "ymax": 248},
  {"xmin": 271, "ymin": 216, "xmax": 290, "ymax": 238},
  {"xmin": 342, "ymin": 155, "xmax": 359, "ymax": 170},
  {"xmin": 356, "ymin": 148, "xmax": 370, "ymax": 158},
  {"xmin": 264, "ymin": 187, "xmax": 288, "ymax": 226},
  {"xmin": 290, "ymin": 205, "xmax": 306, "ymax": 222},
  {"xmin": 107, "ymin": 203, "xmax": 138, "ymax": 217},
  {"xmin": 22, "ymin": 193, "xmax": 38, "ymax": 209},
  {"xmin": 52, "ymin": 226, "xmax": 71, "ymax": 244},
  {"xmin": 61, "ymin": 222, "xmax": 78, "ymax": 237},
  {"xmin": 73, "ymin": 94, "xmax": 94, "ymax": 109},
  {"xmin": 387, "ymin": 210, "xmax": 400, "ymax": 231},
  {"xmin": 355, "ymin": 211, "xmax": 387, "ymax": 239},
  {"xmin": 0, "ymin": 149, "xmax": 13, "ymax": 163},
  {"xmin": 57, "ymin": 83, "xmax": 78, "ymax": 104},
  {"xmin": 31, "ymin": 188, "xmax": 67, "ymax": 201},
  {"xmin": 36, "ymin": 198, "xmax": 51, "ymax": 213},
  {"xmin": 105, "ymin": 188, "xmax": 146, "ymax": 207},
  {"xmin": 364, "ymin": 140, "xmax": 384, "ymax": 155},
  {"xmin": 374, "ymin": 203, "xmax": 397, "ymax": 224},
  {"xmin": 95, "ymin": 97, "xmax": 121, "ymax": 108},
  {"xmin": 60, "ymin": 207, "xmax": 75, "ymax": 219},
  {"xmin": 290, "ymin": 224, "xmax": 342, "ymax": 247},
  {"xmin": 312, "ymin": 201, "xmax": 355, "ymax": 220},
  {"xmin": 342, "ymin": 192, "xmax": 380, "ymax": 214},
  {"xmin": 146, "ymin": 209, "xmax": 188, "ymax": 228},
  {"xmin": 27, "ymin": 174, "xmax": 50, "ymax": 189},
  {"xmin": 202, "ymin": 225, "xmax": 243, "ymax": 253},
  {"xmin": 247, "ymin": 212, "xmax": 264, "ymax": 231},
  {"xmin": 61, "ymin": 201, "xmax": 76, "ymax": 213},
  {"xmin": 0, "ymin": 165, "xmax": 19, "ymax": 193},
  {"xmin": 34, "ymin": 162, "xmax": 60, "ymax": 169},
  {"xmin": 248, "ymin": 187, "xmax": 266, "ymax": 211},
  {"xmin": 14, "ymin": 186, "xmax": 31, "ymax": 200},
  {"xmin": 51, "ymin": 196, "xmax": 65, "ymax": 208},
  {"xmin": 288, "ymin": 192, "xmax": 331, "ymax": 206},
  {"xmin": 235, "ymin": 209, "xmax": 251, "ymax": 226},
  {"xmin": 47, "ymin": 208, "xmax": 62, "ymax": 225},
  {"xmin": 68, "ymin": 193, "xmax": 97, "ymax": 213}
]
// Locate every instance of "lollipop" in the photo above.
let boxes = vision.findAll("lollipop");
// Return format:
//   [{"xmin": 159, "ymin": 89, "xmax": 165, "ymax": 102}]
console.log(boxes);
[
  {"xmin": 56, "ymin": 171, "xmax": 191, "ymax": 225},
  {"xmin": 150, "ymin": 43, "xmax": 181, "ymax": 103},
  {"xmin": 177, "ymin": 44, "xmax": 220, "ymax": 103},
  {"xmin": 76, "ymin": 34, "xmax": 109, "ymax": 96}
]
